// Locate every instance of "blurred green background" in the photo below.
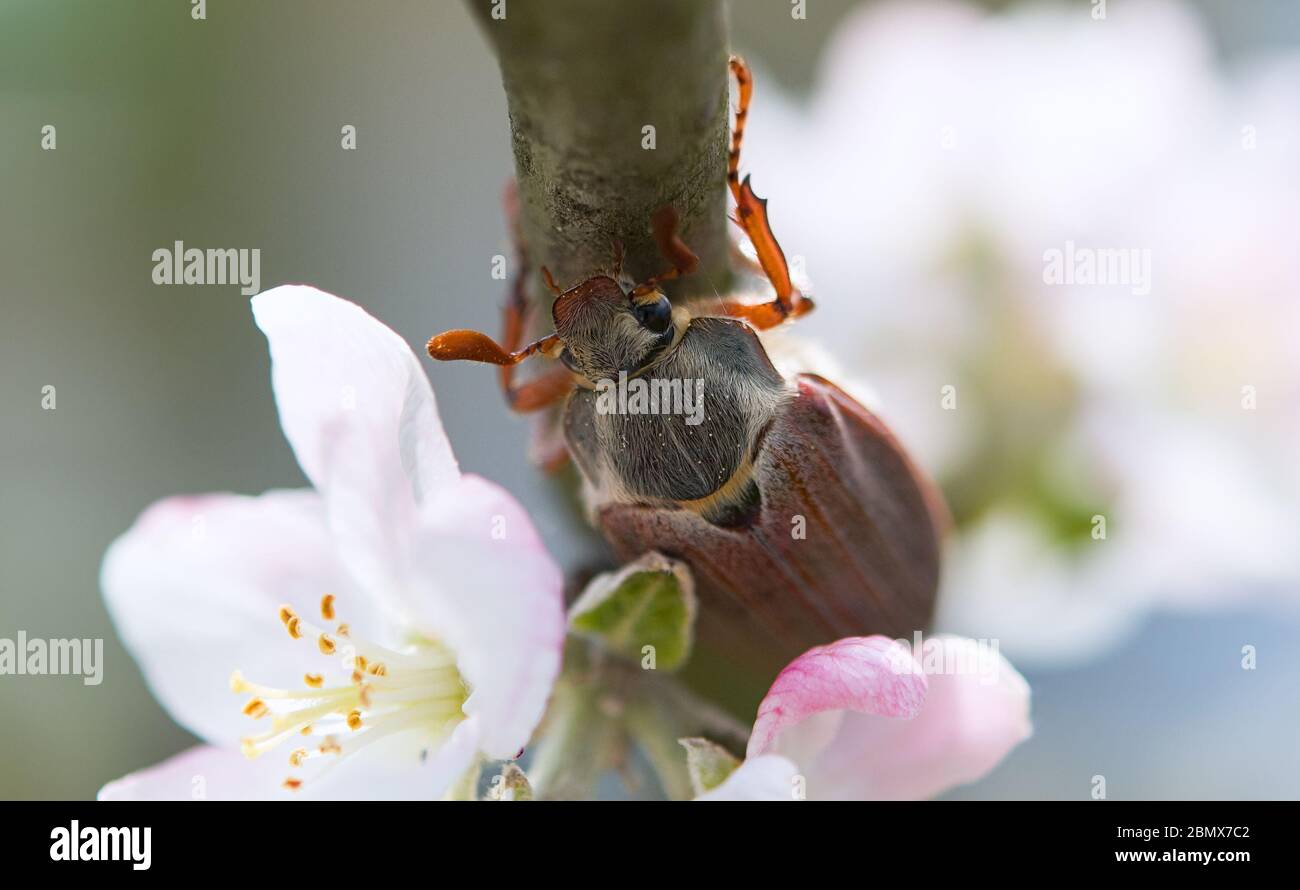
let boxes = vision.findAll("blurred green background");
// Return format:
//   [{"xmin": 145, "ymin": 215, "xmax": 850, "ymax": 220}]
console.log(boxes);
[{"xmin": 2, "ymin": 0, "xmax": 1297, "ymax": 799}]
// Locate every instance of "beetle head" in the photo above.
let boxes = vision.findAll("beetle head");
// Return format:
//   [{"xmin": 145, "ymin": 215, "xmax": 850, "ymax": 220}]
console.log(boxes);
[{"xmin": 551, "ymin": 275, "xmax": 677, "ymax": 381}]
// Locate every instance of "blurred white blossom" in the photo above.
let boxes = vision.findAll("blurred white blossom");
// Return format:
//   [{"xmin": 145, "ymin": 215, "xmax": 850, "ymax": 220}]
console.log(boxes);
[{"xmin": 744, "ymin": 0, "xmax": 1300, "ymax": 663}]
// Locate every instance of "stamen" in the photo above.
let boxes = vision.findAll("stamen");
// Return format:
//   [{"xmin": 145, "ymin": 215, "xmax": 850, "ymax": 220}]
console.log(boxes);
[{"xmin": 233, "ymin": 596, "xmax": 469, "ymax": 791}]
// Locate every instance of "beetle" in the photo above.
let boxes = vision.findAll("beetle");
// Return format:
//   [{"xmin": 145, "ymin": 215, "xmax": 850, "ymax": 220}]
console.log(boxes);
[{"xmin": 427, "ymin": 57, "xmax": 944, "ymax": 680}]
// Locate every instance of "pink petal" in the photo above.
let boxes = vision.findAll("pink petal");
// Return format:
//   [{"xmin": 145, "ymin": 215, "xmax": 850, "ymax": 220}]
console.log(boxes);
[
  {"xmin": 803, "ymin": 635, "xmax": 1032, "ymax": 799},
  {"xmin": 101, "ymin": 490, "xmax": 373, "ymax": 746},
  {"xmin": 406, "ymin": 475, "xmax": 565, "ymax": 759},
  {"xmin": 746, "ymin": 636, "xmax": 927, "ymax": 760}
]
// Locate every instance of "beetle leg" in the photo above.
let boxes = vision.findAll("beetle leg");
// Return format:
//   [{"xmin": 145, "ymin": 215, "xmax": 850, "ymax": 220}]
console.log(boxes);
[
  {"xmin": 631, "ymin": 205, "xmax": 700, "ymax": 298},
  {"xmin": 711, "ymin": 296, "xmax": 806, "ymax": 331},
  {"xmin": 726, "ymin": 55, "xmax": 814, "ymax": 326},
  {"xmin": 499, "ymin": 263, "xmax": 574, "ymax": 411},
  {"xmin": 504, "ymin": 364, "xmax": 575, "ymax": 412}
]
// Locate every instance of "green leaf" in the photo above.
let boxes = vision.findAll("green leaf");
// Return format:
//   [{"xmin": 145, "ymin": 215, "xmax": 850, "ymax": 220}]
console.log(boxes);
[
  {"xmin": 677, "ymin": 737, "xmax": 740, "ymax": 795},
  {"xmin": 568, "ymin": 552, "xmax": 696, "ymax": 672}
]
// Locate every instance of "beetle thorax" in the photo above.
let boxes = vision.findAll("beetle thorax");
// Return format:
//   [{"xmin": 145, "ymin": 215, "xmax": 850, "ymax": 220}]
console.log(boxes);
[{"xmin": 562, "ymin": 316, "xmax": 788, "ymax": 523}]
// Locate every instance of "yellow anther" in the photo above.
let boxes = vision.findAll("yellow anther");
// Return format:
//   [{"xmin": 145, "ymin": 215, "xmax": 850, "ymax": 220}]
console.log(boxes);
[{"xmin": 235, "ymin": 595, "xmax": 467, "ymax": 790}]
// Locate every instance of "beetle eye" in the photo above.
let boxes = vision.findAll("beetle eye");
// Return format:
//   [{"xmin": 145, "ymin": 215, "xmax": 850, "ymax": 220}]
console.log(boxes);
[{"xmin": 633, "ymin": 296, "xmax": 673, "ymax": 335}]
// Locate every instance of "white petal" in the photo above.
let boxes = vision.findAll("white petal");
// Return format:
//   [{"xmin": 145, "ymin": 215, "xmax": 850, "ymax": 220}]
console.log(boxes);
[
  {"xmin": 696, "ymin": 754, "xmax": 802, "ymax": 801},
  {"xmin": 300, "ymin": 716, "xmax": 481, "ymax": 801},
  {"xmin": 101, "ymin": 490, "xmax": 373, "ymax": 745},
  {"xmin": 405, "ymin": 475, "xmax": 565, "ymax": 759},
  {"xmin": 251, "ymin": 286, "xmax": 458, "ymax": 598},
  {"xmin": 99, "ymin": 745, "xmax": 293, "ymax": 801},
  {"xmin": 98, "ymin": 736, "xmax": 474, "ymax": 801},
  {"xmin": 422, "ymin": 715, "xmax": 485, "ymax": 799},
  {"xmin": 251, "ymin": 284, "xmax": 457, "ymax": 501}
]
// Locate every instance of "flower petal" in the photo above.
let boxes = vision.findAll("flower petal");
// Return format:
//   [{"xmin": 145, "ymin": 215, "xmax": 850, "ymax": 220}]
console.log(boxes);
[
  {"xmin": 98, "ymin": 735, "xmax": 473, "ymax": 801},
  {"xmin": 696, "ymin": 754, "xmax": 802, "ymax": 801},
  {"xmin": 99, "ymin": 745, "xmax": 291, "ymax": 801},
  {"xmin": 101, "ymin": 490, "xmax": 373, "ymax": 745},
  {"xmin": 301, "ymin": 716, "xmax": 481, "ymax": 800},
  {"xmin": 251, "ymin": 284, "xmax": 457, "ymax": 502},
  {"xmin": 746, "ymin": 636, "xmax": 927, "ymax": 761},
  {"xmin": 251, "ymin": 286, "xmax": 458, "ymax": 597},
  {"xmin": 802, "ymin": 635, "xmax": 1032, "ymax": 799},
  {"xmin": 405, "ymin": 475, "xmax": 565, "ymax": 759}
]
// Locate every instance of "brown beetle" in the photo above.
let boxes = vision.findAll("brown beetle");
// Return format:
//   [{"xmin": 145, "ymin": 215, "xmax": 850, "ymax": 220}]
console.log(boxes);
[{"xmin": 428, "ymin": 57, "xmax": 944, "ymax": 686}]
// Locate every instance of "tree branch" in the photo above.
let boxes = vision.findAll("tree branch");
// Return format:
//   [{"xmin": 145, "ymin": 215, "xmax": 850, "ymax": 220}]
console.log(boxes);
[{"xmin": 469, "ymin": 0, "xmax": 733, "ymax": 304}]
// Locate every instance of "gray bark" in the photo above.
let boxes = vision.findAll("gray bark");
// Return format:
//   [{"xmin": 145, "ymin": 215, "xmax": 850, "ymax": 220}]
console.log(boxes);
[{"xmin": 469, "ymin": 0, "xmax": 733, "ymax": 306}]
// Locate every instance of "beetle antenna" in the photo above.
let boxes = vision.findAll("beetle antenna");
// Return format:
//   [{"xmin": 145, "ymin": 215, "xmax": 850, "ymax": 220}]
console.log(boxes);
[{"xmin": 427, "ymin": 330, "xmax": 560, "ymax": 366}]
